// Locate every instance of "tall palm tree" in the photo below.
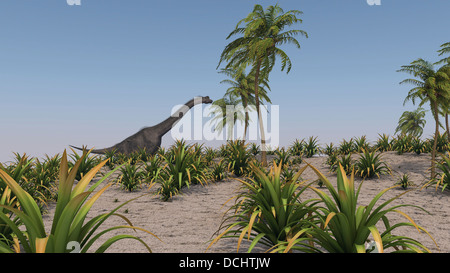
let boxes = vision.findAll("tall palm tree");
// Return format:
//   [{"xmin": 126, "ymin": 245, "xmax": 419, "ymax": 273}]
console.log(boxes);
[
  {"xmin": 435, "ymin": 42, "xmax": 450, "ymax": 141},
  {"xmin": 218, "ymin": 68, "xmax": 271, "ymax": 139},
  {"xmin": 437, "ymin": 42, "xmax": 450, "ymax": 66},
  {"xmin": 398, "ymin": 59, "xmax": 450, "ymax": 178},
  {"xmin": 217, "ymin": 4, "xmax": 308, "ymax": 166},
  {"xmin": 395, "ymin": 108, "xmax": 427, "ymax": 138},
  {"xmin": 436, "ymin": 42, "xmax": 450, "ymax": 141},
  {"xmin": 208, "ymin": 95, "xmax": 245, "ymax": 141}
]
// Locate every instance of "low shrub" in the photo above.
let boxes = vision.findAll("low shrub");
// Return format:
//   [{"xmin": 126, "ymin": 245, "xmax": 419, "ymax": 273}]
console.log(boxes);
[
  {"xmin": 211, "ymin": 160, "xmax": 227, "ymax": 182},
  {"xmin": 0, "ymin": 150, "xmax": 158, "ymax": 253},
  {"xmin": 208, "ymin": 162, "xmax": 319, "ymax": 253},
  {"xmin": 118, "ymin": 163, "xmax": 144, "ymax": 192},
  {"xmin": 225, "ymin": 140, "xmax": 252, "ymax": 177},
  {"xmin": 353, "ymin": 135, "xmax": 371, "ymax": 153},
  {"xmin": 339, "ymin": 138, "xmax": 355, "ymax": 155},
  {"xmin": 278, "ymin": 163, "xmax": 437, "ymax": 253},
  {"xmin": 395, "ymin": 173, "xmax": 414, "ymax": 189},
  {"xmin": 354, "ymin": 149, "xmax": 390, "ymax": 179},
  {"xmin": 304, "ymin": 136, "xmax": 320, "ymax": 158}
]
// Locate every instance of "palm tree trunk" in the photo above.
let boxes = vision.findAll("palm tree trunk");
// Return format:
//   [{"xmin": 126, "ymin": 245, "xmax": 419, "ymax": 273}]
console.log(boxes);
[
  {"xmin": 446, "ymin": 113, "xmax": 450, "ymax": 142},
  {"xmin": 431, "ymin": 101, "xmax": 440, "ymax": 179},
  {"xmin": 242, "ymin": 94, "xmax": 249, "ymax": 140},
  {"xmin": 254, "ymin": 58, "xmax": 267, "ymax": 166}
]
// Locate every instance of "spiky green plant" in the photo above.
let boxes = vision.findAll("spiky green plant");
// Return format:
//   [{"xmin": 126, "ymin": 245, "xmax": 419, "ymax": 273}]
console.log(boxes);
[
  {"xmin": 161, "ymin": 140, "xmax": 195, "ymax": 190},
  {"xmin": 157, "ymin": 175, "xmax": 180, "ymax": 202},
  {"xmin": 395, "ymin": 174, "xmax": 414, "ymax": 190},
  {"xmin": 265, "ymin": 145, "xmax": 276, "ymax": 156},
  {"xmin": 211, "ymin": 160, "xmax": 227, "ymax": 182},
  {"xmin": 374, "ymin": 134, "xmax": 393, "ymax": 152},
  {"xmin": 289, "ymin": 139, "xmax": 304, "ymax": 157},
  {"xmin": 28, "ymin": 158, "xmax": 58, "ymax": 205},
  {"xmin": 325, "ymin": 152, "xmax": 339, "ymax": 171},
  {"xmin": 136, "ymin": 147, "xmax": 152, "ymax": 163},
  {"xmin": 0, "ymin": 150, "xmax": 159, "ymax": 253},
  {"xmin": 329, "ymin": 154, "xmax": 354, "ymax": 176},
  {"xmin": 434, "ymin": 132, "xmax": 450, "ymax": 153},
  {"xmin": 279, "ymin": 163, "xmax": 437, "ymax": 253},
  {"xmin": 68, "ymin": 147, "xmax": 101, "ymax": 181},
  {"xmin": 339, "ymin": 138, "xmax": 355, "ymax": 155},
  {"xmin": 412, "ymin": 137, "xmax": 427, "ymax": 155},
  {"xmin": 189, "ymin": 156, "xmax": 210, "ymax": 186},
  {"xmin": 0, "ymin": 185, "xmax": 20, "ymax": 248},
  {"xmin": 125, "ymin": 150, "xmax": 142, "ymax": 166},
  {"xmin": 207, "ymin": 162, "xmax": 319, "ymax": 253},
  {"xmin": 0, "ymin": 154, "xmax": 36, "ymax": 206},
  {"xmin": 103, "ymin": 149, "xmax": 118, "ymax": 169},
  {"xmin": 274, "ymin": 148, "xmax": 291, "ymax": 170},
  {"xmin": 142, "ymin": 154, "xmax": 163, "ymax": 184},
  {"xmin": 41, "ymin": 154, "xmax": 61, "ymax": 178},
  {"xmin": 323, "ymin": 143, "xmax": 337, "ymax": 156},
  {"xmin": 203, "ymin": 148, "xmax": 217, "ymax": 165},
  {"xmin": 393, "ymin": 134, "xmax": 413, "ymax": 155},
  {"xmin": 304, "ymin": 136, "xmax": 319, "ymax": 158},
  {"xmin": 249, "ymin": 143, "xmax": 260, "ymax": 156},
  {"xmin": 118, "ymin": 163, "xmax": 144, "ymax": 192},
  {"xmin": 423, "ymin": 152, "xmax": 450, "ymax": 192},
  {"xmin": 435, "ymin": 152, "xmax": 450, "ymax": 191},
  {"xmin": 281, "ymin": 167, "xmax": 301, "ymax": 184},
  {"xmin": 353, "ymin": 136, "xmax": 371, "ymax": 153},
  {"xmin": 225, "ymin": 140, "xmax": 252, "ymax": 177},
  {"xmin": 0, "ymin": 153, "xmax": 34, "ymax": 185},
  {"xmin": 354, "ymin": 149, "xmax": 391, "ymax": 179}
]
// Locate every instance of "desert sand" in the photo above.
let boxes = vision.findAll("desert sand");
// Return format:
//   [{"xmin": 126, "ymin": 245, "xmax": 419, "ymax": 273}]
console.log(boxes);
[{"xmin": 41, "ymin": 151, "xmax": 450, "ymax": 253}]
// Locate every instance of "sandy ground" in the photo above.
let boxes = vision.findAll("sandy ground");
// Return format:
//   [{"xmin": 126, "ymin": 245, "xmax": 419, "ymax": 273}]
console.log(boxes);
[{"xmin": 41, "ymin": 151, "xmax": 450, "ymax": 253}]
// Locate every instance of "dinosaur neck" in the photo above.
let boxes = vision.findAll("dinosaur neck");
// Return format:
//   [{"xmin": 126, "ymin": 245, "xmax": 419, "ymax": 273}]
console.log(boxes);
[{"xmin": 154, "ymin": 97, "xmax": 202, "ymax": 137}]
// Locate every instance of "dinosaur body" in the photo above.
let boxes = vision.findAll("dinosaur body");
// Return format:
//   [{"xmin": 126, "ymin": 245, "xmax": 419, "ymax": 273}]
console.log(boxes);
[{"xmin": 70, "ymin": 96, "xmax": 213, "ymax": 155}]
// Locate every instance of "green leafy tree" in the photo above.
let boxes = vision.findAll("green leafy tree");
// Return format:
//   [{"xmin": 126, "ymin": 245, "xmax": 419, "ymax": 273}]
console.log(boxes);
[
  {"xmin": 436, "ymin": 43, "xmax": 450, "ymax": 141},
  {"xmin": 218, "ymin": 68, "xmax": 271, "ymax": 139},
  {"xmin": 218, "ymin": 4, "xmax": 308, "ymax": 166},
  {"xmin": 398, "ymin": 59, "xmax": 450, "ymax": 178},
  {"xmin": 209, "ymin": 95, "xmax": 245, "ymax": 140},
  {"xmin": 395, "ymin": 108, "xmax": 427, "ymax": 138},
  {"xmin": 437, "ymin": 42, "xmax": 450, "ymax": 66}
]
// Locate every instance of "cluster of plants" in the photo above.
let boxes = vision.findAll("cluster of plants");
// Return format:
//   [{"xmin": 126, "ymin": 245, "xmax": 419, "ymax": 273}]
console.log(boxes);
[
  {"xmin": 287, "ymin": 137, "xmax": 320, "ymax": 158},
  {"xmin": 208, "ymin": 162, "xmax": 437, "ymax": 253},
  {"xmin": 0, "ymin": 151, "xmax": 95, "ymax": 213},
  {"xmin": 1, "ymin": 134, "xmax": 449, "ymax": 253},
  {"xmin": 0, "ymin": 149, "xmax": 158, "ymax": 252},
  {"xmin": 324, "ymin": 148, "xmax": 391, "ymax": 180},
  {"xmin": 422, "ymin": 151, "xmax": 450, "ymax": 192}
]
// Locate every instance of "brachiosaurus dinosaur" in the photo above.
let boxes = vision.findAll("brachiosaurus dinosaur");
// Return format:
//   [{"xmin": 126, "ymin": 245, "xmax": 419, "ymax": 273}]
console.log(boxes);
[{"xmin": 70, "ymin": 96, "xmax": 213, "ymax": 155}]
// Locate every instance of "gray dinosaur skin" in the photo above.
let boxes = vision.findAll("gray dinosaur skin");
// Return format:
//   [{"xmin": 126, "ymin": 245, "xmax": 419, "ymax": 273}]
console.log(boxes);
[{"xmin": 70, "ymin": 96, "xmax": 213, "ymax": 155}]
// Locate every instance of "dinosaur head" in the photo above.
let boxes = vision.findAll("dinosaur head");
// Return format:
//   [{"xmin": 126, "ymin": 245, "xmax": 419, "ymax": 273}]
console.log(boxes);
[{"xmin": 201, "ymin": 96, "xmax": 213, "ymax": 104}]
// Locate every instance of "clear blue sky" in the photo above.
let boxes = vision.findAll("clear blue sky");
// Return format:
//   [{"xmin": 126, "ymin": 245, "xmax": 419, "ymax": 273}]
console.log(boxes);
[{"xmin": 1, "ymin": 0, "xmax": 449, "ymax": 163}]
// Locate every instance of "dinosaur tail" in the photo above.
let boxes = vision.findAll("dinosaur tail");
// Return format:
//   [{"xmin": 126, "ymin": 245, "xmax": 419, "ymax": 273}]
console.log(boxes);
[{"xmin": 69, "ymin": 145, "xmax": 108, "ymax": 155}]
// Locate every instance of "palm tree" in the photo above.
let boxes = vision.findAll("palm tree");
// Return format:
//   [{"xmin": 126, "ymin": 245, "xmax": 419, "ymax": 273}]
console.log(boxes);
[
  {"xmin": 437, "ymin": 96, "xmax": 450, "ymax": 142},
  {"xmin": 398, "ymin": 59, "xmax": 450, "ymax": 178},
  {"xmin": 395, "ymin": 108, "xmax": 427, "ymax": 138},
  {"xmin": 436, "ymin": 42, "xmax": 450, "ymax": 141},
  {"xmin": 437, "ymin": 42, "xmax": 450, "ymax": 66},
  {"xmin": 218, "ymin": 68, "xmax": 271, "ymax": 139},
  {"xmin": 217, "ymin": 4, "xmax": 308, "ymax": 166},
  {"xmin": 208, "ymin": 95, "xmax": 245, "ymax": 140}
]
